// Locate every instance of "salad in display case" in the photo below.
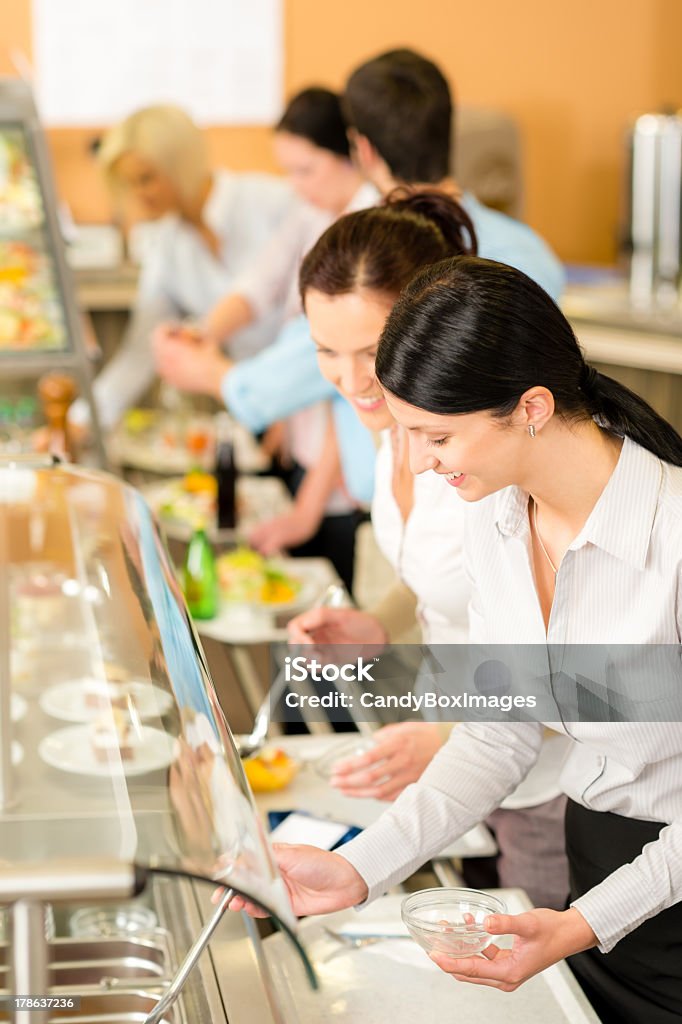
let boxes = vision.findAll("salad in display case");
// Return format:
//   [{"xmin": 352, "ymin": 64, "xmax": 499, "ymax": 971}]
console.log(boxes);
[
  {"xmin": 0, "ymin": 456, "xmax": 313, "ymax": 1023},
  {"xmin": 0, "ymin": 129, "xmax": 67, "ymax": 351},
  {"xmin": 0, "ymin": 79, "xmax": 104, "ymax": 463}
]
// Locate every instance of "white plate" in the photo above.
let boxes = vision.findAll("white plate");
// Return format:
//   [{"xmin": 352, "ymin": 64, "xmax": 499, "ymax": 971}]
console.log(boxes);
[
  {"xmin": 142, "ymin": 475, "xmax": 292, "ymax": 542},
  {"xmin": 39, "ymin": 680, "xmax": 173, "ymax": 724},
  {"xmin": 220, "ymin": 572, "xmax": 318, "ymax": 615},
  {"xmin": 108, "ymin": 417, "xmax": 269, "ymax": 475},
  {"xmin": 39, "ymin": 725, "xmax": 177, "ymax": 777},
  {"xmin": 11, "ymin": 694, "xmax": 27, "ymax": 723},
  {"xmin": 11, "ymin": 742, "xmax": 23, "ymax": 766},
  {"xmin": 198, "ymin": 557, "xmax": 340, "ymax": 644}
]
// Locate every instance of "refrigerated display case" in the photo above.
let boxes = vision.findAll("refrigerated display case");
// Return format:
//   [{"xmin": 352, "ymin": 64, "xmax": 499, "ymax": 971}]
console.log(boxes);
[
  {"xmin": 0, "ymin": 79, "xmax": 105, "ymax": 464},
  {"xmin": 0, "ymin": 455, "xmax": 313, "ymax": 1023}
]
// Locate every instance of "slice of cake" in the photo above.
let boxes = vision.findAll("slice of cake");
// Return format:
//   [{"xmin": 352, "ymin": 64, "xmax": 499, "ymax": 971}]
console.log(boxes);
[
  {"xmin": 90, "ymin": 708, "xmax": 135, "ymax": 763},
  {"xmin": 83, "ymin": 679, "xmax": 132, "ymax": 711}
]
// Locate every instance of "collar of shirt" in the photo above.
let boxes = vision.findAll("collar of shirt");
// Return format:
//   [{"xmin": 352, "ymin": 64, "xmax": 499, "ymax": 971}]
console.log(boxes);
[
  {"xmin": 346, "ymin": 181, "xmax": 381, "ymax": 214},
  {"xmin": 493, "ymin": 436, "xmax": 662, "ymax": 571}
]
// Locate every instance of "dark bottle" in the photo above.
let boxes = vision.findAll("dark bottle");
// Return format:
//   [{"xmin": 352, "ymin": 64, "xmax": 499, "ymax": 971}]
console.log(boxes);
[
  {"xmin": 214, "ymin": 414, "xmax": 238, "ymax": 530},
  {"xmin": 182, "ymin": 525, "xmax": 218, "ymax": 619}
]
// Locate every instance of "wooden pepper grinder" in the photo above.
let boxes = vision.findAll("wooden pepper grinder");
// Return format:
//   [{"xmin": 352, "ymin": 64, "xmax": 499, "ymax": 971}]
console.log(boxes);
[{"xmin": 37, "ymin": 372, "xmax": 78, "ymax": 461}]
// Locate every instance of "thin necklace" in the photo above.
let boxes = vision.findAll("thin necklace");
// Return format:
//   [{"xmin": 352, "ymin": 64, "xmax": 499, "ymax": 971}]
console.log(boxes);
[{"xmin": 532, "ymin": 499, "xmax": 558, "ymax": 575}]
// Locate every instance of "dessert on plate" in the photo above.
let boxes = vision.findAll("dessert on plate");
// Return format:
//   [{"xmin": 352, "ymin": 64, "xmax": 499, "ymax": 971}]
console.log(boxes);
[{"xmin": 90, "ymin": 708, "xmax": 137, "ymax": 763}]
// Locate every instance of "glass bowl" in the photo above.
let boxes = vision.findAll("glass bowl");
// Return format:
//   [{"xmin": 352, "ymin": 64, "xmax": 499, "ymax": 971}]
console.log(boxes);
[
  {"xmin": 69, "ymin": 903, "xmax": 158, "ymax": 938},
  {"xmin": 401, "ymin": 888, "xmax": 506, "ymax": 958},
  {"xmin": 312, "ymin": 736, "xmax": 377, "ymax": 780}
]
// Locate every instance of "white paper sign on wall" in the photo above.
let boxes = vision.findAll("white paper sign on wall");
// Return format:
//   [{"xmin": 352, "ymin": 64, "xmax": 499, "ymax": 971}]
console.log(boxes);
[{"xmin": 32, "ymin": 0, "xmax": 283, "ymax": 126}]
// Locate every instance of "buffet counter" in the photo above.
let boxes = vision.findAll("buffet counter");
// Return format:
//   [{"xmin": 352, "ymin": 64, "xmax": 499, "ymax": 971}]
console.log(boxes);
[
  {"xmin": 262, "ymin": 891, "xmax": 602, "ymax": 1024},
  {"xmin": 563, "ymin": 280, "xmax": 682, "ymax": 433}
]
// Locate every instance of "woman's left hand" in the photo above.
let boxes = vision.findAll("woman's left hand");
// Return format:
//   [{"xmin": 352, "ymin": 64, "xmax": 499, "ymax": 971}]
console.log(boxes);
[{"xmin": 430, "ymin": 907, "xmax": 596, "ymax": 991}]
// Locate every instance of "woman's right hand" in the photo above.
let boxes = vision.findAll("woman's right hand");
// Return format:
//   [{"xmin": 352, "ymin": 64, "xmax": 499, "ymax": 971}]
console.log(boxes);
[
  {"xmin": 287, "ymin": 607, "xmax": 388, "ymax": 648},
  {"xmin": 152, "ymin": 323, "xmax": 232, "ymax": 398},
  {"xmin": 214, "ymin": 843, "xmax": 368, "ymax": 917}
]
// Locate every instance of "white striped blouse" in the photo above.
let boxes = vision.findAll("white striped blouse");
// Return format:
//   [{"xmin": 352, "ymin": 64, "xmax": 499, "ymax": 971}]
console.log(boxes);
[{"xmin": 340, "ymin": 436, "xmax": 682, "ymax": 953}]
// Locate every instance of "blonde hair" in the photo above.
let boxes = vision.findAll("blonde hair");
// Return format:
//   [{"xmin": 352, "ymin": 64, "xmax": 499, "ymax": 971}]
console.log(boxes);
[{"xmin": 99, "ymin": 105, "xmax": 210, "ymax": 205}]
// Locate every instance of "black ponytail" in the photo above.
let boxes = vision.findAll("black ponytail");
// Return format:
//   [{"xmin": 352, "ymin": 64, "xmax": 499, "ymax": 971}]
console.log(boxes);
[
  {"xmin": 580, "ymin": 366, "xmax": 682, "ymax": 466},
  {"xmin": 375, "ymin": 256, "xmax": 682, "ymax": 467}
]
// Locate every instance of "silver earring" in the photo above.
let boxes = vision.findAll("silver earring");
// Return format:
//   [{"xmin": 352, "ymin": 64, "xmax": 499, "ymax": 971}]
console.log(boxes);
[{"xmin": 528, "ymin": 424, "xmax": 536, "ymax": 438}]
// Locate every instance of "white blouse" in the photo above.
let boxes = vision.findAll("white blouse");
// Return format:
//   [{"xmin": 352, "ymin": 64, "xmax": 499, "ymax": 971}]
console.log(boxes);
[
  {"xmin": 233, "ymin": 181, "xmax": 379, "ymax": 325},
  {"xmin": 343, "ymin": 437, "xmax": 682, "ymax": 953},
  {"xmin": 372, "ymin": 428, "xmax": 469, "ymax": 643},
  {"xmin": 72, "ymin": 170, "xmax": 293, "ymax": 430},
  {"xmin": 265, "ymin": 182, "xmax": 378, "ymax": 515},
  {"xmin": 371, "ymin": 427, "xmax": 569, "ymax": 808}
]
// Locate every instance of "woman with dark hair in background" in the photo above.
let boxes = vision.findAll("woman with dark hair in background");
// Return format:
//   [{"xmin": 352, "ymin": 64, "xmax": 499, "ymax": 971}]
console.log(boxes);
[
  {"xmin": 230, "ymin": 257, "xmax": 682, "ymax": 1024},
  {"xmin": 154, "ymin": 87, "xmax": 378, "ymax": 591},
  {"xmin": 202, "ymin": 86, "xmax": 377, "ymax": 344}
]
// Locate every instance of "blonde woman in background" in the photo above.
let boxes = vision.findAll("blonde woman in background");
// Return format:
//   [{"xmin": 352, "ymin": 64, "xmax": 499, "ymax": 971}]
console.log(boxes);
[{"xmin": 69, "ymin": 104, "xmax": 292, "ymax": 432}]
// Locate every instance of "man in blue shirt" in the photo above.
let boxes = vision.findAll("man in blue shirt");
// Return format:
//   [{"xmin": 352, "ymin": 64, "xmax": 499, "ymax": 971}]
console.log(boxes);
[{"xmin": 154, "ymin": 50, "xmax": 564, "ymax": 505}]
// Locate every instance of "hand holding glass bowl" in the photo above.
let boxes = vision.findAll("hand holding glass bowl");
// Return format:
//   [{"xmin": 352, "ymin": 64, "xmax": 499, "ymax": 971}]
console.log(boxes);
[
  {"xmin": 326, "ymin": 722, "xmax": 444, "ymax": 802},
  {"xmin": 217, "ymin": 848, "xmax": 597, "ymax": 991},
  {"xmin": 311, "ymin": 735, "xmax": 378, "ymax": 781},
  {"xmin": 401, "ymin": 888, "xmax": 506, "ymax": 959}
]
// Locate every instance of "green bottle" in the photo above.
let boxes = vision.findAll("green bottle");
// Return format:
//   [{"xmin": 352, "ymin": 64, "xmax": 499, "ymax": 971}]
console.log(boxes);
[{"xmin": 182, "ymin": 525, "xmax": 218, "ymax": 619}]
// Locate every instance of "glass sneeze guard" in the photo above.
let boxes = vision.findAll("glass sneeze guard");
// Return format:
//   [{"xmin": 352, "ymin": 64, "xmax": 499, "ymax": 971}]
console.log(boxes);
[{"xmin": 0, "ymin": 458, "xmax": 295, "ymax": 926}]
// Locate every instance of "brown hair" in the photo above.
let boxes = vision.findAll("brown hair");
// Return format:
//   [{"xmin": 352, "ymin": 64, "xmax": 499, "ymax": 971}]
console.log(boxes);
[
  {"xmin": 343, "ymin": 49, "xmax": 453, "ymax": 183},
  {"xmin": 299, "ymin": 189, "xmax": 476, "ymax": 303}
]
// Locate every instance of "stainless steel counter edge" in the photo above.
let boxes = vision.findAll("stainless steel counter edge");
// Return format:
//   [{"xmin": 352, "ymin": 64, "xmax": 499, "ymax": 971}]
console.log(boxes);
[{"xmin": 192, "ymin": 882, "xmax": 294, "ymax": 1024}]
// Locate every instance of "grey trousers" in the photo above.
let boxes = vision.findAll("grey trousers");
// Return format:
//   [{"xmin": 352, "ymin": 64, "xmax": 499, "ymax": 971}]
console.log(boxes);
[{"xmin": 466, "ymin": 795, "xmax": 569, "ymax": 910}]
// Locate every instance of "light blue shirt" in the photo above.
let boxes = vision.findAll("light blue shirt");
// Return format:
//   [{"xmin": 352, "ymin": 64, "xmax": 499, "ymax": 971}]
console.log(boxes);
[{"xmin": 222, "ymin": 194, "xmax": 565, "ymax": 504}]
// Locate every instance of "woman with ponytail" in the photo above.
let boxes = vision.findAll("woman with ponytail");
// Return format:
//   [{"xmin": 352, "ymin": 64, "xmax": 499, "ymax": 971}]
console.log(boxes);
[
  {"xmin": 364, "ymin": 261, "xmax": 682, "ymax": 1024},
  {"xmin": 287, "ymin": 192, "xmax": 571, "ymax": 911},
  {"xmin": 231, "ymin": 256, "xmax": 682, "ymax": 1024}
]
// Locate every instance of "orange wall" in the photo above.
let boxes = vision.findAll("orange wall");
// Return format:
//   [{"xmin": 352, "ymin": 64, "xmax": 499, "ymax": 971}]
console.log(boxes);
[{"xmin": 2, "ymin": 0, "xmax": 682, "ymax": 263}]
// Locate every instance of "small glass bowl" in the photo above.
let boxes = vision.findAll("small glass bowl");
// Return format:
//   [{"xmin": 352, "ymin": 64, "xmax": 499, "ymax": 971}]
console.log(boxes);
[
  {"xmin": 401, "ymin": 888, "xmax": 506, "ymax": 958},
  {"xmin": 312, "ymin": 736, "xmax": 376, "ymax": 780},
  {"xmin": 69, "ymin": 904, "xmax": 157, "ymax": 939}
]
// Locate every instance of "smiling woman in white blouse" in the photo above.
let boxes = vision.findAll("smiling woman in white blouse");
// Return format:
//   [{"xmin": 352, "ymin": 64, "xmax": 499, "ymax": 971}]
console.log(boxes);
[{"xmin": 228, "ymin": 257, "xmax": 682, "ymax": 1024}]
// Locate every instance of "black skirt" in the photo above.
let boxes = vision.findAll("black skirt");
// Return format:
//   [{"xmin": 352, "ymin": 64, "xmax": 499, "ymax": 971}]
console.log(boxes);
[{"xmin": 566, "ymin": 799, "xmax": 682, "ymax": 1024}]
